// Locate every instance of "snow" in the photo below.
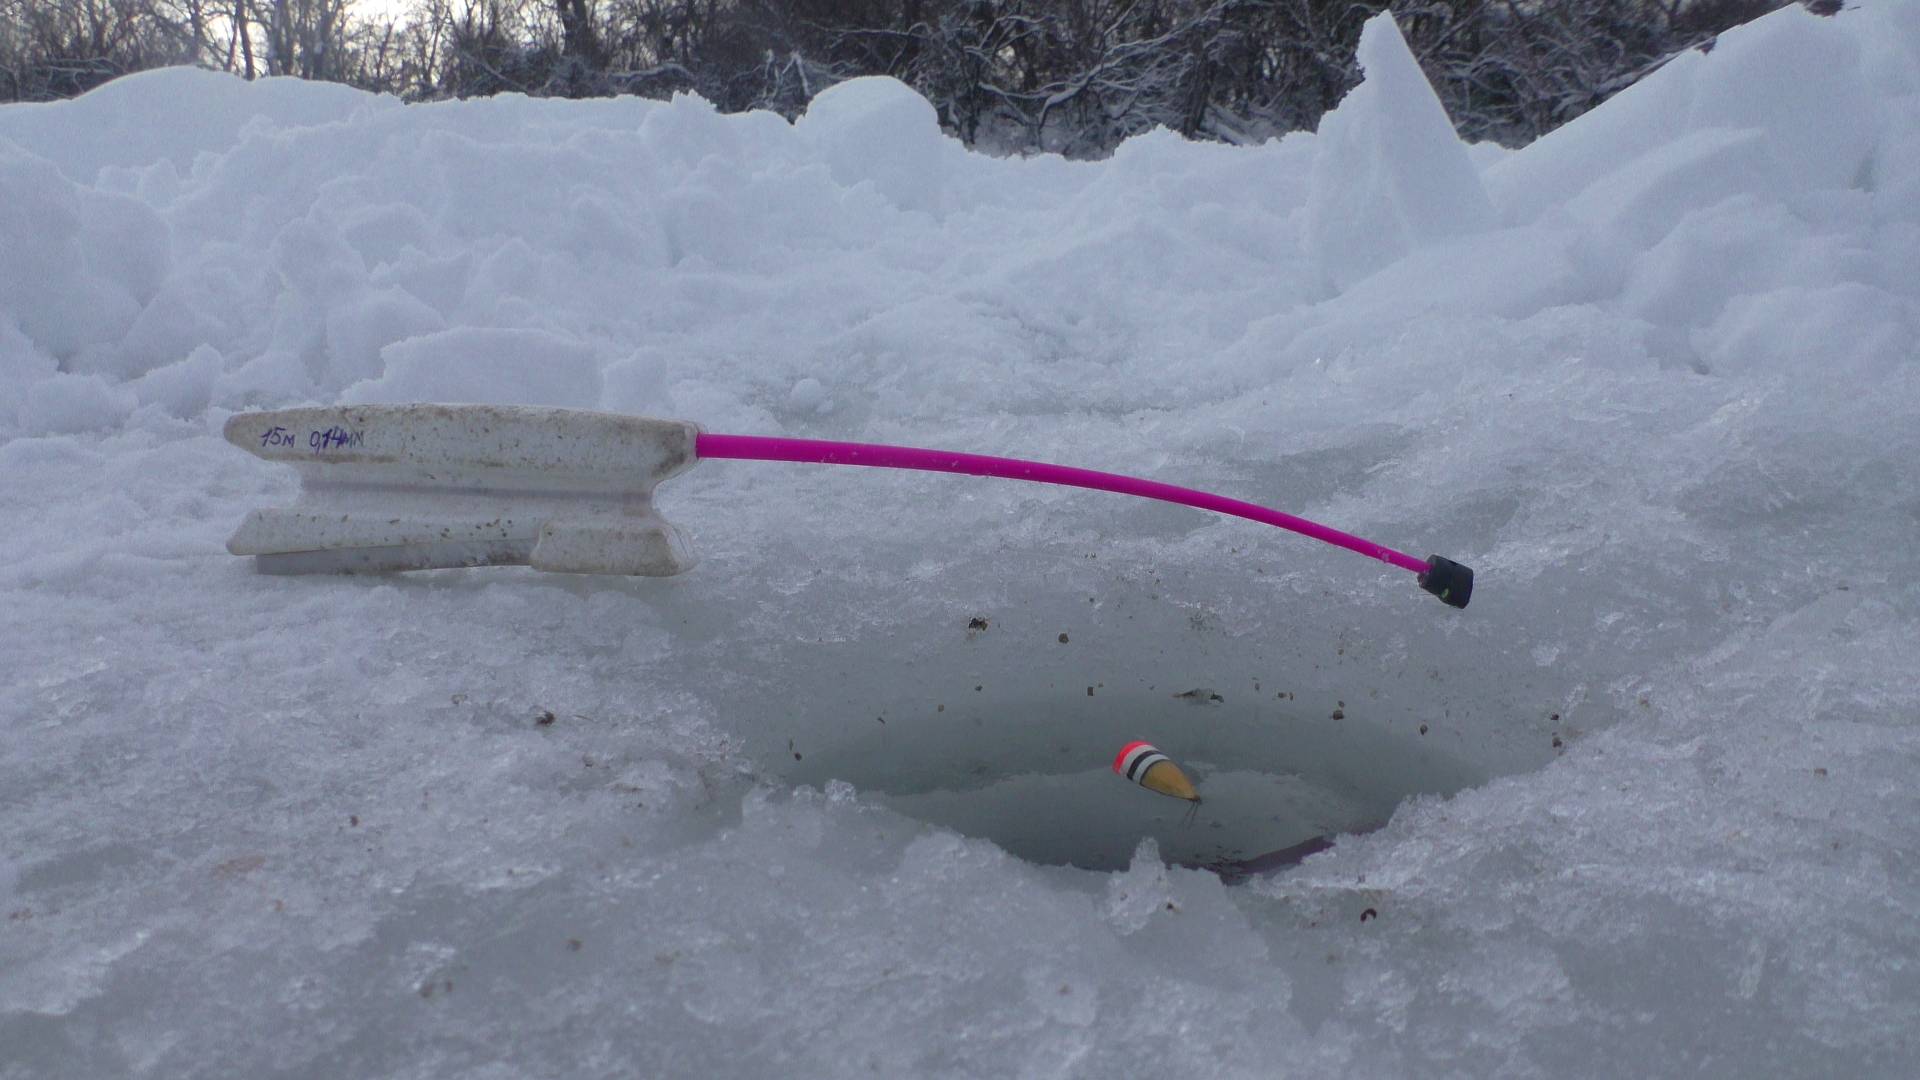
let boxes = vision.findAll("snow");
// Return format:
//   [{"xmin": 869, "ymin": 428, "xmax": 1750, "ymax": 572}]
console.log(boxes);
[
  {"xmin": 2, "ymin": 4, "xmax": 1918, "ymax": 1076},
  {"xmin": 342, "ymin": 327, "xmax": 602, "ymax": 406}
]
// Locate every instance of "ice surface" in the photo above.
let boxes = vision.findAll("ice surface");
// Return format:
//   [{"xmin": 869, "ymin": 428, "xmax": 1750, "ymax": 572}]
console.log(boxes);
[{"xmin": 3, "ymin": 4, "xmax": 1919, "ymax": 1077}]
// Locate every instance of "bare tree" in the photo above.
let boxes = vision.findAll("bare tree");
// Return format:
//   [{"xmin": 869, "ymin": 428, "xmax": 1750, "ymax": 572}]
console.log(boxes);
[
  {"xmin": 2, "ymin": 0, "xmax": 1814, "ymax": 150},
  {"xmin": 0, "ymin": 0, "xmax": 217, "ymax": 100}
]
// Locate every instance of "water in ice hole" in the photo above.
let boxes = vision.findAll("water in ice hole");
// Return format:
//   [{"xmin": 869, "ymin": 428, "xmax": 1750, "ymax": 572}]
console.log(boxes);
[
  {"xmin": 680, "ymin": 554, "xmax": 1545, "ymax": 876},
  {"xmin": 778, "ymin": 687, "xmax": 1484, "ymax": 874}
]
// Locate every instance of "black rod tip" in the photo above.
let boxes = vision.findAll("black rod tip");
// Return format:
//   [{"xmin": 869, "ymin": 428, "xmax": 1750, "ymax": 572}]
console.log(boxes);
[{"xmin": 1419, "ymin": 555, "xmax": 1473, "ymax": 609}]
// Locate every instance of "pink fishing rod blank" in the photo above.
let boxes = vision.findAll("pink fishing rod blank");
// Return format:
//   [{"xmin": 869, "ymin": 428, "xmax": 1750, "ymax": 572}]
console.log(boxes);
[{"xmin": 693, "ymin": 432, "xmax": 1429, "ymax": 575}]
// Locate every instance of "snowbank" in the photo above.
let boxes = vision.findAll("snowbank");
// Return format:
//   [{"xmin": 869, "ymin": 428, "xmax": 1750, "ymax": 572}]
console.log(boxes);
[{"xmin": 2, "ymin": 4, "xmax": 1917, "ymax": 1076}]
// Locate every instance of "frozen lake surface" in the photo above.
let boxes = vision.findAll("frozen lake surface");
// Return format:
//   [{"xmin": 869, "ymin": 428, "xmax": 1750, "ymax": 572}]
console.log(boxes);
[{"xmin": 2, "ymin": 6, "xmax": 1917, "ymax": 1076}]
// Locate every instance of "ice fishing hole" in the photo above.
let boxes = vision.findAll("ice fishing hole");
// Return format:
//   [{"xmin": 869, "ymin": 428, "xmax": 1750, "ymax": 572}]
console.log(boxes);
[
  {"xmin": 765, "ymin": 682, "xmax": 1490, "ymax": 874},
  {"xmin": 672, "ymin": 556, "xmax": 1553, "ymax": 877}
]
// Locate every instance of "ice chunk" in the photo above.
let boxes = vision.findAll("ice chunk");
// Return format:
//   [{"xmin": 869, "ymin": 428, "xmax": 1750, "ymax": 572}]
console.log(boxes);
[
  {"xmin": 798, "ymin": 77, "xmax": 955, "ymax": 215},
  {"xmin": 600, "ymin": 349, "xmax": 677, "ymax": 416},
  {"xmin": 1492, "ymin": 4, "xmax": 1889, "ymax": 227},
  {"xmin": 1484, "ymin": 46, "xmax": 1702, "ymax": 226},
  {"xmin": 0, "ymin": 141, "xmax": 140, "ymax": 359},
  {"xmin": 1323, "ymin": 224, "xmax": 1597, "ymax": 322},
  {"xmin": 787, "ymin": 376, "xmax": 829, "ymax": 414},
  {"xmin": 77, "ymin": 187, "xmax": 170, "ymax": 306},
  {"xmin": 1871, "ymin": 105, "xmax": 1920, "ymax": 222},
  {"xmin": 1305, "ymin": 13, "xmax": 1495, "ymax": 292},
  {"xmin": 18, "ymin": 372, "xmax": 137, "ymax": 435},
  {"xmin": 1104, "ymin": 840, "xmax": 1174, "ymax": 933},
  {"xmin": 1697, "ymin": 281, "xmax": 1914, "ymax": 378},
  {"xmin": 270, "ymin": 214, "xmax": 365, "ymax": 303},
  {"xmin": 0, "ymin": 66, "xmax": 394, "ymax": 183},
  {"xmin": 128, "ymin": 344, "xmax": 224, "ymax": 418},
  {"xmin": 342, "ymin": 327, "xmax": 603, "ymax": 406},
  {"xmin": 1563, "ymin": 127, "xmax": 1785, "ymax": 252},
  {"xmin": 1683, "ymin": 4, "xmax": 1875, "ymax": 196},
  {"xmin": 0, "ymin": 317, "xmax": 56, "ymax": 436},
  {"xmin": 323, "ymin": 286, "xmax": 446, "ymax": 386},
  {"xmin": 1856, "ymin": 0, "xmax": 1920, "ymax": 96},
  {"xmin": 1617, "ymin": 195, "xmax": 1850, "ymax": 327},
  {"xmin": 335, "ymin": 202, "xmax": 434, "ymax": 273}
]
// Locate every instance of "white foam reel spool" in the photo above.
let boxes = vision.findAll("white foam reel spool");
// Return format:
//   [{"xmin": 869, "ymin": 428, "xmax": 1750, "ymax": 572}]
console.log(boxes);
[{"xmin": 224, "ymin": 404, "xmax": 700, "ymax": 575}]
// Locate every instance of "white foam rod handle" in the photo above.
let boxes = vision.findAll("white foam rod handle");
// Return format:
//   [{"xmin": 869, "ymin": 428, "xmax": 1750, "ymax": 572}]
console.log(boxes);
[{"xmin": 224, "ymin": 404, "xmax": 702, "ymax": 576}]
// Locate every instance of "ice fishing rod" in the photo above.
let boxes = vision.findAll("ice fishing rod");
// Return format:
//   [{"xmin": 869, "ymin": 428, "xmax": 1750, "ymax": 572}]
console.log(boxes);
[
  {"xmin": 223, "ymin": 404, "xmax": 1472, "ymax": 608},
  {"xmin": 695, "ymin": 433, "xmax": 1472, "ymax": 607}
]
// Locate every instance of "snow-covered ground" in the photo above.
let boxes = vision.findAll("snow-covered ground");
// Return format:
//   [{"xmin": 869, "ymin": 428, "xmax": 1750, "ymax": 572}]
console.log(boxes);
[{"xmin": 4, "ymin": 5, "xmax": 1918, "ymax": 1075}]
